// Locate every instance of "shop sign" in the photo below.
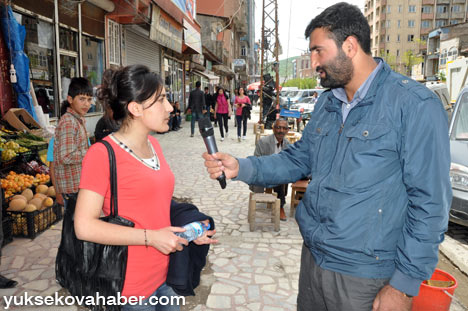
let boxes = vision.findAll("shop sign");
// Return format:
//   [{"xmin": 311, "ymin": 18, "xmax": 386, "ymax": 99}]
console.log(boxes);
[
  {"xmin": 171, "ymin": 0, "xmax": 196, "ymax": 21},
  {"xmin": 183, "ymin": 20, "xmax": 202, "ymax": 54},
  {"xmin": 192, "ymin": 54, "xmax": 204, "ymax": 65},
  {"xmin": 185, "ymin": 60, "xmax": 191, "ymax": 71},
  {"xmin": 150, "ymin": 5, "xmax": 183, "ymax": 53}
]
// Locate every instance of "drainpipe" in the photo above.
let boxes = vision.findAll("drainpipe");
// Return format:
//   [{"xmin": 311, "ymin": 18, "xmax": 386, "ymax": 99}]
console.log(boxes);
[
  {"xmin": 87, "ymin": 0, "xmax": 115, "ymax": 12},
  {"xmin": 53, "ymin": 0, "xmax": 62, "ymax": 102},
  {"xmin": 78, "ymin": 2, "xmax": 83, "ymax": 77}
]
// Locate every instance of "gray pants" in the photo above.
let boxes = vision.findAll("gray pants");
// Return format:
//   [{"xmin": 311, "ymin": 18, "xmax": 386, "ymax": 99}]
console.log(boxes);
[{"xmin": 297, "ymin": 244, "xmax": 389, "ymax": 311}]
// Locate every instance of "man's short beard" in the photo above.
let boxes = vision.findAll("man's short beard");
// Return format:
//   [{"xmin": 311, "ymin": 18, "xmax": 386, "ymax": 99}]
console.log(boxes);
[{"xmin": 318, "ymin": 50, "xmax": 354, "ymax": 89}]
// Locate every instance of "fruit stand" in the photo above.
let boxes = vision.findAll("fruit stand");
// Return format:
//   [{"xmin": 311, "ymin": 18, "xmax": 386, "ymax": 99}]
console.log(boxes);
[{"xmin": 1, "ymin": 110, "xmax": 61, "ymax": 244}]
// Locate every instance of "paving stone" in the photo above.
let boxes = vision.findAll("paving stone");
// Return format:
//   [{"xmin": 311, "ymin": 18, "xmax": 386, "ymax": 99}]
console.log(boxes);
[
  {"xmin": 205, "ymin": 296, "xmax": 231, "ymax": 309},
  {"xmin": 22, "ymin": 280, "xmax": 49, "ymax": 291},
  {"xmin": 210, "ymin": 283, "xmax": 239, "ymax": 295},
  {"xmin": 255, "ymin": 275, "xmax": 274, "ymax": 284}
]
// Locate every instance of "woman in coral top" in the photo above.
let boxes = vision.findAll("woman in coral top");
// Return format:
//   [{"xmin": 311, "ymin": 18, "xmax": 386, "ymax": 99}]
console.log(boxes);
[
  {"xmin": 234, "ymin": 87, "xmax": 251, "ymax": 142},
  {"xmin": 74, "ymin": 65, "xmax": 216, "ymax": 311},
  {"xmin": 214, "ymin": 87, "xmax": 231, "ymax": 141}
]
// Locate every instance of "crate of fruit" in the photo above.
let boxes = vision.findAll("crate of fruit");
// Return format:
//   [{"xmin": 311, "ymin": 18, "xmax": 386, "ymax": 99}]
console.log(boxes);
[{"xmin": 8, "ymin": 203, "xmax": 56, "ymax": 239}]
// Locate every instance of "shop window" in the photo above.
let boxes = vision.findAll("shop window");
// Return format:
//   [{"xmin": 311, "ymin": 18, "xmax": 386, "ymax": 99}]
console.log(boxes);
[
  {"xmin": 108, "ymin": 19, "xmax": 121, "ymax": 65},
  {"xmin": 82, "ymin": 36, "xmax": 104, "ymax": 113},
  {"xmin": 14, "ymin": 12, "xmax": 57, "ymax": 117},
  {"xmin": 59, "ymin": 28, "xmax": 77, "ymax": 51}
]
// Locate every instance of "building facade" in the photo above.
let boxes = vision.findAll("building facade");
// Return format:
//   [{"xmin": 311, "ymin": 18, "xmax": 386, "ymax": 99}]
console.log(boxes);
[{"xmin": 365, "ymin": 0, "xmax": 468, "ymax": 76}]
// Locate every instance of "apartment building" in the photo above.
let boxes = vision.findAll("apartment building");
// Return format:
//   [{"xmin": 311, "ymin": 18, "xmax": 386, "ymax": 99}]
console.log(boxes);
[{"xmin": 365, "ymin": 0, "xmax": 468, "ymax": 76}]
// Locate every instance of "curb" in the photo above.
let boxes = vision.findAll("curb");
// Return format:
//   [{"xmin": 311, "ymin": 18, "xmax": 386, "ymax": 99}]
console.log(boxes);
[{"xmin": 440, "ymin": 235, "xmax": 468, "ymax": 276}]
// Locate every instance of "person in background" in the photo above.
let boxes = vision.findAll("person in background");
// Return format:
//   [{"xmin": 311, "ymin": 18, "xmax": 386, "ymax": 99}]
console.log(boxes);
[
  {"xmin": 251, "ymin": 118, "xmax": 290, "ymax": 221},
  {"xmin": 204, "ymin": 87, "xmax": 214, "ymax": 119},
  {"xmin": 187, "ymin": 81, "xmax": 206, "ymax": 138},
  {"xmin": 235, "ymin": 87, "xmax": 252, "ymax": 142},
  {"xmin": 214, "ymin": 87, "xmax": 231, "ymax": 141},
  {"xmin": 202, "ymin": 3, "xmax": 451, "ymax": 310},
  {"xmin": 36, "ymin": 88, "xmax": 52, "ymax": 114},
  {"xmin": 231, "ymin": 89, "xmax": 238, "ymax": 127},
  {"xmin": 74, "ymin": 65, "xmax": 217, "ymax": 310},
  {"xmin": 94, "ymin": 104, "xmax": 120, "ymax": 141},
  {"xmin": 53, "ymin": 77, "xmax": 93, "ymax": 209},
  {"xmin": 169, "ymin": 101, "xmax": 181, "ymax": 131}
]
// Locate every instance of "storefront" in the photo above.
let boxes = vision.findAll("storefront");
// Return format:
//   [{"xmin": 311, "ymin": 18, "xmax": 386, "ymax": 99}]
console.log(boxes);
[
  {"xmin": 124, "ymin": 26, "xmax": 162, "ymax": 75},
  {"xmin": 11, "ymin": 1, "xmax": 106, "ymax": 120}
]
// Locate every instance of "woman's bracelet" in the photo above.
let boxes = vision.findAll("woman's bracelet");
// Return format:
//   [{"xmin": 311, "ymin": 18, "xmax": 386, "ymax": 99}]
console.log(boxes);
[{"xmin": 144, "ymin": 229, "xmax": 148, "ymax": 248}]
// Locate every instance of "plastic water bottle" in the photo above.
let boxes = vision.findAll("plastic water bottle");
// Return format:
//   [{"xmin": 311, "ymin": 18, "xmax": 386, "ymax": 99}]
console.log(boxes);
[{"xmin": 175, "ymin": 221, "xmax": 210, "ymax": 242}]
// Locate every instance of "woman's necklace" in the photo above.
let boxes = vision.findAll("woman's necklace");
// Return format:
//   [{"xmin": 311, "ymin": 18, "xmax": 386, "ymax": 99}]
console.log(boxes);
[{"xmin": 110, "ymin": 134, "xmax": 160, "ymax": 170}]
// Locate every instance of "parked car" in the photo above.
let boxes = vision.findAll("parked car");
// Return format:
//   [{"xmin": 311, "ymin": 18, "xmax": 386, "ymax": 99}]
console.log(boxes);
[
  {"xmin": 289, "ymin": 97, "xmax": 317, "ymax": 114},
  {"xmin": 426, "ymin": 82, "xmax": 453, "ymax": 121},
  {"xmin": 280, "ymin": 88, "xmax": 325, "ymax": 108},
  {"xmin": 448, "ymin": 85, "xmax": 468, "ymax": 227}
]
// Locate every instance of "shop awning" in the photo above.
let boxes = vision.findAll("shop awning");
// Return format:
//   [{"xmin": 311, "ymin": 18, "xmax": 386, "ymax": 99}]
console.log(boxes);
[
  {"xmin": 213, "ymin": 64, "xmax": 235, "ymax": 78},
  {"xmin": 193, "ymin": 70, "xmax": 220, "ymax": 84}
]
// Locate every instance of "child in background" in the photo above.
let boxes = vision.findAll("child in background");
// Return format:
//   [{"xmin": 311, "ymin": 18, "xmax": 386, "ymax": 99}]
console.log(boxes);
[{"xmin": 53, "ymin": 77, "xmax": 93, "ymax": 208}]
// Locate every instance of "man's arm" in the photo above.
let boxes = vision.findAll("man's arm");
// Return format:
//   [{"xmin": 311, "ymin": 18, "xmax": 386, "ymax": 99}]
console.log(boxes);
[{"xmin": 390, "ymin": 95, "xmax": 452, "ymax": 297}]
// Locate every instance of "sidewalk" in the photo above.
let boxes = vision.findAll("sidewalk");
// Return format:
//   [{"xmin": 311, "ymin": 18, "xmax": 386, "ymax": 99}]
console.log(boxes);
[{"xmin": 0, "ymin": 107, "xmax": 466, "ymax": 310}]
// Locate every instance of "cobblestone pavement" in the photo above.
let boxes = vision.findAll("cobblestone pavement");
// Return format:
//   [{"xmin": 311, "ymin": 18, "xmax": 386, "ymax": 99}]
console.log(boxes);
[{"xmin": 0, "ymin": 107, "xmax": 466, "ymax": 310}]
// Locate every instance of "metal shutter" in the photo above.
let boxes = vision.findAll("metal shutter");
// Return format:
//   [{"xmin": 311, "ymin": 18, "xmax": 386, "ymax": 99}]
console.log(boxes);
[{"xmin": 125, "ymin": 28, "xmax": 161, "ymax": 74}]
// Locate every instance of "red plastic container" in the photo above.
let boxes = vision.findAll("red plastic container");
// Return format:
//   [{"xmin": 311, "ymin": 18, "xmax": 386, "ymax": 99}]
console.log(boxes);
[{"xmin": 412, "ymin": 268, "xmax": 458, "ymax": 311}]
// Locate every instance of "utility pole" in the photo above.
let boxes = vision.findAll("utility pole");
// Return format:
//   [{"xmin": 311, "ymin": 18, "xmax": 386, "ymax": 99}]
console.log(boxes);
[{"xmin": 258, "ymin": 0, "xmax": 280, "ymax": 124}]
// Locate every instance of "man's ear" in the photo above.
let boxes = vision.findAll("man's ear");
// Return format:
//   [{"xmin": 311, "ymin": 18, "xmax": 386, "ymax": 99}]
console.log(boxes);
[
  {"xmin": 342, "ymin": 36, "xmax": 359, "ymax": 58},
  {"xmin": 128, "ymin": 101, "xmax": 142, "ymax": 117},
  {"xmin": 67, "ymin": 95, "xmax": 73, "ymax": 105}
]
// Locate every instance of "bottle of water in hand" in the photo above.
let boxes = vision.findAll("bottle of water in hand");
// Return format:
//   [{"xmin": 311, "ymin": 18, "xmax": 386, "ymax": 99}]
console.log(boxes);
[{"xmin": 175, "ymin": 221, "xmax": 210, "ymax": 242}]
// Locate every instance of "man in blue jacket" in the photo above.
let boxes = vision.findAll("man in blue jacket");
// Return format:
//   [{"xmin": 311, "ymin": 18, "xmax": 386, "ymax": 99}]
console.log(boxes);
[{"xmin": 202, "ymin": 2, "xmax": 452, "ymax": 311}]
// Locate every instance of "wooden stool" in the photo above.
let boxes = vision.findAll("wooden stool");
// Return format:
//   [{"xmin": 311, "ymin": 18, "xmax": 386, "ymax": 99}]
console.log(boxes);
[
  {"xmin": 290, "ymin": 180, "xmax": 309, "ymax": 217},
  {"xmin": 248, "ymin": 192, "xmax": 280, "ymax": 232}
]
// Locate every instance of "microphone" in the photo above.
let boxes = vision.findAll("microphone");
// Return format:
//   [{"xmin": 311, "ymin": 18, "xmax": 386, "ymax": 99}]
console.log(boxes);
[{"xmin": 199, "ymin": 117, "xmax": 227, "ymax": 189}]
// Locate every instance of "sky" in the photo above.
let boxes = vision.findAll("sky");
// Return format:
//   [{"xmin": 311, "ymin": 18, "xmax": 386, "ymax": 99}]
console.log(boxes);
[{"xmin": 254, "ymin": 0, "xmax": 365, "ymax": 60}]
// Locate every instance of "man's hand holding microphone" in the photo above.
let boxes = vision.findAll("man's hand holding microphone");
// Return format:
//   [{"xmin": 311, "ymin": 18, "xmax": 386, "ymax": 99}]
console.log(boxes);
[{"xmin": 202, "ymin": 152, "xmax": 239, "ymax": 181}]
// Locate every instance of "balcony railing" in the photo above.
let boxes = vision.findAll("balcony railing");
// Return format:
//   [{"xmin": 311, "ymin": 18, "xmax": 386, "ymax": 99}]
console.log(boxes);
[
  {"xmin": 436, "ymin": 0, "xmax": 450, "ymax": 4},
  {"xmin": 422, "ymin": 0, "xmax": 434, "ymax": 4},
  {"xmin": 451, "ymin": 12, "xmax": 465, "ymax": 19},
  {"xmin": 421, "ymin": 13, "xmax": 434, "ymax": 19},
  {"xmin": 203, "ymin": 40, "xmax": 224, "ymax": 62},
  {"xmin": 436, "ymin": 12, "xmax": 449, "ymax": 19}
]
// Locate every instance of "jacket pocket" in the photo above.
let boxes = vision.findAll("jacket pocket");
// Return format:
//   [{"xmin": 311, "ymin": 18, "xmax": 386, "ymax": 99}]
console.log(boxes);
[
  {"xmin": 307, "ymin": 126, "xmax": 330, "ymax": 174},
  {"xmin": 339, "ymin": 123, "xmax": 394, "ymax": 188}
]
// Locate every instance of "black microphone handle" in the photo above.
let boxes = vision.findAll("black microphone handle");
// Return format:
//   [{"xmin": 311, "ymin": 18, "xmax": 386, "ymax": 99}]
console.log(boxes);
[{"xmin": 203, "ymin": 135, "xmax": 227, "ymax": 189}]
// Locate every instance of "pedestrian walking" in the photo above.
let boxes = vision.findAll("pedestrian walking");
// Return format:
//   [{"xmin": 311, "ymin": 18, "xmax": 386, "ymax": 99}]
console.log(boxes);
[
  {"xmin": 231, "ymin": 89, "xmax": 238, "ymax": 127},
  {"xmin": 187, "ymin": 81, "xmax": 206, "ymax": 137},
  {"xmin": 234, "ymin": 87, "xmax": 252, "ymax": 142},
  {"xmin": 214, "ymin": 87, "xmax": 231, "ymax": 141},
  {"xmin": 74, "ymin": 65, "xmax": 217, "ymax": 310},
  {"xmin": 202, "ymin": 3, "xmax": 451, "ymax": 311}
]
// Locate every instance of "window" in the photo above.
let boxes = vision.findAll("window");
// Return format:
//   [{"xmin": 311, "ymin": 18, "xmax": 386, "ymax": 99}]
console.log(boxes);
[
  {"xmin": 108, "ymin": 19, "xmax": 121, "ymax": 65},
  {"xmin": 397, "ymin": 20, "xmax": 401, "ymax": 28},
  {"xmin": 422, "ymin": 6, "xmax": 432, "ymax": 13},
  {"xmin": 435, "ymin": 19, "xmax": 447, "ymax": 27},
  {"xmin": 451, "ymin": 20, "xmax": 459, "ymax": 25},
  {"xmin": 82, "ymin": 36, "xmax": 104, "ymax": 111},
  {"xmin": 386, "ymin": 20, "xmax": 391, "ymax": 28},
  {"xmin": 386, "ymin": 35, "xmax": 390, "ymax": 42},
  {"xmin": 387, "ymin": 5, "xmax": 391, "ymax": 13},
  {"xmin": 398, "ymin": 5, "xmax": 402, "ymax": 13},
  {"xmin": 452, "ymin": 5, "xmax": 460, "ymax": 12},
  {"xmin": 408, "ymin": 20, "xmax": 415, "ymax": 27},
  {"xmin": 397, "ymin": 34, "xmax": 400, "ymax": 42},
  {"xmin": 386, "ymin": 49, "xmax": 390, "ymax": 55},
  {"xmin": 408, "ymin": 34, "xmax": 414, "ymax": 42},
  {"xmin": 420, "ymin": 35, "xmax": 428, "ymax": 42},
  {"xmin": 437, "ymin": 5, "xmax": 447, "ymax": 13},
  {"xmin": 241, "ymin": 45, "xmax": 246, "ymax": 56},
  {"xmin": 421, "ymin": 20, "xmax": 432, "ymax": 28},
  {"xmin": 396, "ymin": 49, "xmax": 400, "ymax": 57},
  {"xmin": 409, "ymin": 5, "xmax": 416, "ymax": 13}
]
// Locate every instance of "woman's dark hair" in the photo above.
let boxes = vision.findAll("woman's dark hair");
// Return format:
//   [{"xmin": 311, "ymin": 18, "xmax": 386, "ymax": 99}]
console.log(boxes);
[
  {"xmin": 59, "ymin": 77, "xmax": 93, "ymax": 118},
  {"xmin": 304, "ymin": 2, "xmax": 371, "ymax": 55},
  {"xmin": 97, "ymin": 65, "xmax": 163, "ymax": 123}
]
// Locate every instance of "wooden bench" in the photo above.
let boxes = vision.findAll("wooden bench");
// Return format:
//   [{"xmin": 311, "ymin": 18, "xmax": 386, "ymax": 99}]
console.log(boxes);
[
  {"xmin": 290, "ymin": 180, "xmax": 309, "ymax": 217},
  {"xmin": 248, "ymin": 192, "xmax": 280, "ymax": 232}
]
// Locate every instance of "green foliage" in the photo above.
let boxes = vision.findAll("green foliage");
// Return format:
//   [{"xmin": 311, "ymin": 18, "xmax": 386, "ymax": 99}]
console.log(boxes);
[
  {"xmin": 403, "ymin": 50, "xmax": 424, "ymax": 76},
  {"xmin": 438, "ymin": 71, "xmax": 446, "ymax": 82},
  {"xmin": 282, "ymin": 78, "xmax": 317, "ymax": 89}
]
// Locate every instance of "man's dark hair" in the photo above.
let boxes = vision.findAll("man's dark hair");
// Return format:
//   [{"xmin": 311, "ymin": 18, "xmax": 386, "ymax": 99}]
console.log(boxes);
[
  {"xmin": 204, "ymin": 86, "xmax": 209, "ymax": 91},
  {"xmin": 304, "ymin": 2, "xmax": 371, "ymax": 55},
  {"xmin": 196, "ymin": 81, "xmax": 201, "ymax": 88}
]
